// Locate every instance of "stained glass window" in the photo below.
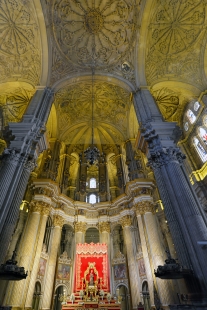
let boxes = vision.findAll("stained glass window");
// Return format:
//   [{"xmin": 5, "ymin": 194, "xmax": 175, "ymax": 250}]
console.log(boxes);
[
  {"xmin": 89, "ymin": 194, "xmax": 96, "ymax": 204},
  {"xmin": 187, "ymin": 109, "xmax": 196, "ymax": 124},
  {"xmin": 193, "ymin": 137, "xmax": 207, "ymax": 163}
]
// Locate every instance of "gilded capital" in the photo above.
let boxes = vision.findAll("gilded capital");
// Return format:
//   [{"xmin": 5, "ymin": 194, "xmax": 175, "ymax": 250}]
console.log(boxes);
[
  {"xmin": 53, "ymin": 215, "xmax": 64, "ymax": 227},
  {"xmin": 41, "ymin": 203, "xmax": 51, "ymax": 216},
  {"xmin": 99, "ymin": 222, "xmax": 110, "ymax": 233},
  {"xmin": 135, "ymin": 201, "xmax": 155, "ymax": 215},
  {"xmin": 120, "ymin": 215, "xmax": 132, "ymax": 228},
  {"xmin": 74, "ymin": 221, "xmax": 87, "ymax": 233},
  {"xmin": 30, "ymin": 201, "xmax": 42, "ymax": 214}
]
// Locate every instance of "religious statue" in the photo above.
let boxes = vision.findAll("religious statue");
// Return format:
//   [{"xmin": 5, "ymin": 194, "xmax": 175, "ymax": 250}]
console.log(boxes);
[{"xmin": 89, "ymin": 270, "xmax": 94, "ymax": 285}]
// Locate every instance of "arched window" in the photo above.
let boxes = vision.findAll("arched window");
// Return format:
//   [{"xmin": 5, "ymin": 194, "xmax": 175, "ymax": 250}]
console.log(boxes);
[
  {"xmin": 193, "ymin": 137, "xmax": 207, "ymax": 162},
  {"xmin": 90, "ymin": 178, "xmax": 96, "ymax": 188},
  {"xmin": 89, "ymin": 194, "xmax": 96, "ymax": 204},
  {"xmin": 186, "ymin": 109, "xmax": 196, "ymax": 124},
  {"xmin": 198, "ymin": 127, "xmax": 207, "ymax": 145}
]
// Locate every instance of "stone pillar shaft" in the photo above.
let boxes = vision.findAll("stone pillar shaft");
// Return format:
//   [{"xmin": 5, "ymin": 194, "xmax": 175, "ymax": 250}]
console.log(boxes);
[
  {"xmin": 4, "ymin": 202, "xmax": 42, "ymax": 307},
  {"xmin": 121, "ymin": 216, "xmax": 140, "ymax": 309},
  {"xmin": 0, "ymin": 160, "xmax": 35, "ymax": 264},
  {"xmin": 137, "ymin": 214, "xmax": 154, "ymax": 305},
  {"xmin": 25, "ymin": 208, "xmax": 50, "ymax": 308},
  {"xmin": 143, "ymin": 211, "xmax": 175, "ymax": 306},
  {"xmin": 41, "ymin": 215, "xmax": 64, "ymax": 310}
]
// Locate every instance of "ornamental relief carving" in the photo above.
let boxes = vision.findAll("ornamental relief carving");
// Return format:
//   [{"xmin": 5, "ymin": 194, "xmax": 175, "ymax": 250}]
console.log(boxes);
[
  {"xmin": 146, "ymin": 0, "xmax": 206, "ymax": 88},
  {"xmin": 53, "ymin": 214, "xmax": 65, "ymax": 227},
  {"xmin": 0, "ymin": 87, "xmax": 35, "ymax": 128},
  {"xmin": 53, "ymin": 82, "xmax": 129, "ymax": 144},
  {"xmin": 99, "ymin": 222, "xmax": 110, "ymax": 233},
  {"xmin": 0, "ymin": 0, "xmax": 41, "ymax": 85},
  {"xmin": 135, "ymin": 201, "xmax": 155, "ymax": 215},
  {"xmin": 120, "ymin": 215, "xmax": 132, "ymax": 227},
  {"xmin": 74, "ymin": 221, "xmax": 87, "ymax": 233},
  {"xmin": 51, "ymin": 0, "xmax": 138, "ymax": 70},
  {"xmin": 151, "ymin": 87, "xmax": 188, "ymax": 123}
]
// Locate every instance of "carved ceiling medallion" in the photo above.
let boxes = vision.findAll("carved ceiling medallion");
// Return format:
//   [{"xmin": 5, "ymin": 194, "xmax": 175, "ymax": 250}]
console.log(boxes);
[
  {"xmin": 53, "ymin": 0, "xmax": 137, "ymax": 68},
  {"xmin": 149, "ymin": 0, "xmax": 205, "ymax": 56},
  {"xmin": 0, "ymin": 0, "xmax": 41, "ymax": 84},
  {"xmin": 84, "ymin": 8, "xmax": 104, "ymax": 34}
]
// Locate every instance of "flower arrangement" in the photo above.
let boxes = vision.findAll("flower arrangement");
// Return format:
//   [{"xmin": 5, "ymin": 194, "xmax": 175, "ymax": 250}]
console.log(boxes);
[
  {"xmin": 107, "ymin": 292, "xmax": 111, "ymax": 302},
  {"xmin": 70, "ymin": 293, "xmax": 75, "ymax": 303},
  {"xmin": 99, "ymin": 289, "xmax": 104, "ymax": 300},
  {"xmin": 79, "ymin": 290, "xmax": 84, "ymax": 299}
]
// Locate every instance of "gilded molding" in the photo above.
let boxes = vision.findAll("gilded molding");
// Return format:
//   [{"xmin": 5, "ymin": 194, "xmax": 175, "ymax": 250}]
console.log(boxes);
[
  {"xmin": 53, "ymin": 214, "xmax": 64, "ymax": 227},
  {"xmin": 74, "ymin": 221, "xmax": 87, "ymax": 233},
  {"xmin": 135, "ymin": 201, "xmax": 155, "ymax": 215},
  {"xmin": 120, "ymin": 215, "xmax": 132, "ymax": 228},
  {"xmin": 99, "ymin": 222, "xmax": 110, "ymax": 233}
]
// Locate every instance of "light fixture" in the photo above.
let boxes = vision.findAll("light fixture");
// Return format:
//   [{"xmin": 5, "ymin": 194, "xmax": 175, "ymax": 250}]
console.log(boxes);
[
  {"xmin": 84, "ymin": 55, "xmax": 100, "ymax": 165},
  {"xmin": 0, "ymin": 251, "xmax": 27, "ymax": 281}
]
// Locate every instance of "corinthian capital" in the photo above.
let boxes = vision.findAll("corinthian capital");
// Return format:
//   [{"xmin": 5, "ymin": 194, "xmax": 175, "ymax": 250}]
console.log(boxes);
[
  {"xmin": 120, "ymin": 215, "xmax": 132, "ymax": 228},
  {"xmin": 135, "ymin": 201, "xmax": 155, "ymax": 215},
  {"xmin": 30, "ymin": 201, "xmax": 42, "ymax": 213},
  {"xmin": 74, "ymin": 221, "xmax": 87, "ymax": 233},
  {"xmin": 99, "ymin": 222, "xmax": 110, "ymax": 233},
  {"xmin": 41, "ymin": 203, "xmax": 51, "ymax": 216},
  {"xmin": 53, "ymin": 215, "xmax": 64, "ymax": 227}
]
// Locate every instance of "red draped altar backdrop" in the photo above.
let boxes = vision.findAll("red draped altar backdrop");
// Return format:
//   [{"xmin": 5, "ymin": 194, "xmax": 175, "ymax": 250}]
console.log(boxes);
[{"xmin": 74, "ymin": 242, "xmax": 110, "ymax": 292}]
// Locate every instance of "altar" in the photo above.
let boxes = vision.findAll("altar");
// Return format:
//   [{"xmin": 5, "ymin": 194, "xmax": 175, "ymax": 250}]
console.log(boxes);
[{"xmin": 62, "ymin": 243, "xmax": 120, "ymax": 310}]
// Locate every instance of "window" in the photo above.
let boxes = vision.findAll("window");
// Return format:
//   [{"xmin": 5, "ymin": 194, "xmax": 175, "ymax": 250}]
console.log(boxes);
[
  {"xmin": 187, "ymin": 109, "xmax": 196, "ymax": 124},
  {"xmin": 90, "ymin": 178, "xmax": 96, "ymax": 188},
  {"xmin": 193, "ymin": 137, "xmax": 207, "ymax": 163},
  {"xmin": 89, "ymin": 194, "xmax": 96, "ymax": 204}
]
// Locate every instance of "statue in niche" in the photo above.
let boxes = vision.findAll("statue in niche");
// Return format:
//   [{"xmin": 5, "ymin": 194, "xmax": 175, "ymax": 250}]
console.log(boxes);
[{"xmin": 89, "ymin": 269, "xmax": 94, "ymax": 285}]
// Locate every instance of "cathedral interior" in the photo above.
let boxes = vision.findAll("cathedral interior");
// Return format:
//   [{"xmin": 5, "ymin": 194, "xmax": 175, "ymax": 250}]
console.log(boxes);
[{"xmin": 1, "ymin": 0, "xmax": 207, "ymax": 310}]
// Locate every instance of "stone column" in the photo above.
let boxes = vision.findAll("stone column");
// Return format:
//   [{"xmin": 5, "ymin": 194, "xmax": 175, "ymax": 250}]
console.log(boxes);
[
  {"xmin": 136, "ymin": 206, "xmax": 154, "ymax": 305},
  {"xmin": 99, "ymin": 222, "xmax": 112, "ymax": 292},
  {"xmin": 74, "ymin": 222, "xmax": 86, "ymax": 244},
  {"xmin": 135, "ymin": 89, "xmax": 207, "ymax": 291},
  {"xmin": 41, "ymin": 215, "xmax": 64, "ymax": 310},
  {"xmin": 138, "ymin": 201, "xmax": 175, "ymax": 307},
  {"xmin": 4, "ymin": 201, "xmax": 42, "ymax": 308},
  {"xmin": 0, "ymin": 158, "xmax": 36, "ymax": 264},
  {"xmin": 121, "ymin": 215, "xmax": 140, "ymax": 309},
  {"xmin": 25, "ymin": 203, "xmax": 51, "ymax": 309}
]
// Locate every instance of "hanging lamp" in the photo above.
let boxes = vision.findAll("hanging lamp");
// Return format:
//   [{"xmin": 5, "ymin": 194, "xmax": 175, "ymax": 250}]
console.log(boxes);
[{"xmin": 84, "ymin": 54, "xmax": 100, "ymax": 165}]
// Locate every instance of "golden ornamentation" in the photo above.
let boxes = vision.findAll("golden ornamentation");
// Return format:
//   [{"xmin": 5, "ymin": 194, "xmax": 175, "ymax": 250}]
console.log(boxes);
[
  {"xmin": 74, "ymin": 221, "xmax": 87, "ymax": 233},
  {"xmin": 152, "ymin": 88, "xmax": 180, "ymax": 121},
  {"xmin": 146, "ymin": 0, "xmax": 206, "ymax": 88},
  {"xmin": 53, "ymin": 214, "xmax": 64, "ymax": 227},
  {"xmin": 52, "ymin": 0, "xmax": 137, "ymax": 69},
  {"xmin": 54, "ymin": 82, "xmax": 129, "ymax": 144},
  {"xmin": 120, "ymin": 215, "xmax": 132, "ymax": 227},
  {"xmin": 99, "ymin": 222, "xmax": 110, "ymax": 233},
  {"xmin": 0, "ymin": 0, "xmax": 41, "ymax": 84},
  {"xmin": 0, "ymin": 87, "xmax": 35, "ymax": 127},
  {"xmin": 41, "ymin": 204, "xmax": 51, "ymax": 216},
  {"xmin": 135, "ymin": 201, "xmax": 155, "ymax": 215},
  {"xmin": 0, "ymin": 139, "xmax": 6, "ymax": 155},
  {"xmin": 30, "ymin": 201, "xmax": 42, "ymax": 214}
]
